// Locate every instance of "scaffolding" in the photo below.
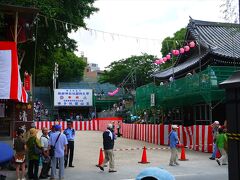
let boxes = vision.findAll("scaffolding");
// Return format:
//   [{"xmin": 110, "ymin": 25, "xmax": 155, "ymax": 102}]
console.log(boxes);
[{"xmin": 136, "ymin": 66, "xmax": 240, "ymax": 110}]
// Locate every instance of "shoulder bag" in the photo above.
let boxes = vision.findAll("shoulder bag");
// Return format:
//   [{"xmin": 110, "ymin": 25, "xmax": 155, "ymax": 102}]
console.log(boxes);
[{"xmin": 49, "ymin": 133, "xmax": 61, "ymax": 157}]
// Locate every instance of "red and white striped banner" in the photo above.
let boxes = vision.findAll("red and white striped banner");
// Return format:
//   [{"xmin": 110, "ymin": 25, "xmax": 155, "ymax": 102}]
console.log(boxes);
[
  {"xmin": 35, "ymin": 118, "xmax": 213, "ymax": 153},
  {"xmin": 119, "ymin": 124, "xmax": 213, "ymax": 153},
  {"xmin": 95, "ymin": 117, "xmax": 123, "ymax": 134},
  {"xmin": 35, "ymin": 120, "xmax": 98, "ymax": 131}
]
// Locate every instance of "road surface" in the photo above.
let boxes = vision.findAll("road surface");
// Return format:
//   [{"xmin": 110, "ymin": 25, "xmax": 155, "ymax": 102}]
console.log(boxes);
[{"xmin": 1, "ymin": 131, "xmax": 228, "ymax": 180}]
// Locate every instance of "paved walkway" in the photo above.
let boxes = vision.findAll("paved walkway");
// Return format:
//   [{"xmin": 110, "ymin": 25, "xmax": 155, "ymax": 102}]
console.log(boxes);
[{"xmin": 1, "ymin": 131, "xmax": 228, "ymax": 180}]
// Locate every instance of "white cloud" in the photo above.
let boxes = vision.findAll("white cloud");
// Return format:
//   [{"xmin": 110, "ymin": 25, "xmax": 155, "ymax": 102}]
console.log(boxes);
[{"xmin": 69, "ymin": 0, "xmax": 224, "ymax": 69}]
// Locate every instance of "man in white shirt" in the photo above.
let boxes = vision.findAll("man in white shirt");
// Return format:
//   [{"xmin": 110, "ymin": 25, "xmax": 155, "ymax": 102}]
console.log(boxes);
[
  {"xmin": 49, "ymin": 125, "xmax": 68, "ymax": 180},
  {"xmin": 40, "ymin": 127, "xmax": 50, "ymax": 179}
]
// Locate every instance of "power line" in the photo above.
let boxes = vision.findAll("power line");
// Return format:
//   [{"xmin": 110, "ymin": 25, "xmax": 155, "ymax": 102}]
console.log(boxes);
[{"xmin": 38, "ymin": 14, "xmax": 193, "ymax": 43}]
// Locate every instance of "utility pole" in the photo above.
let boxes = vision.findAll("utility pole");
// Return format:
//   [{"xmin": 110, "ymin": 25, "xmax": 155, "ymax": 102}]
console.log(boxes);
[{"xmin": 53, "ymin": 62, "xmax": 58, "ymax": 89}]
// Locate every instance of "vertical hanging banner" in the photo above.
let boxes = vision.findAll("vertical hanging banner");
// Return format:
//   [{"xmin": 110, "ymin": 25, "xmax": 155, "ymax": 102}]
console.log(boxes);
[
  {"xmin": 0, "ymin": 41, "xmax": 22, "ymax": 101},
  {"xmin": 24, "ymin": 71, "xmax": 31, "ymax": 92},
  {"xmin": 150, "ymin": 93, "xmax": 155, "ymax": 107}
]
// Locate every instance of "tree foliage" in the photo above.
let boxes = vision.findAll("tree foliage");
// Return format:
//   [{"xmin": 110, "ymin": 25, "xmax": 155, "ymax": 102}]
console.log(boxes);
[
  {"xmin": 99, "ymin": 54, "xmax": 157, "ymax": 88},
  {"xmin": 160, "ymin": 27, "xmax": 186, "ymax": 70},
  {"xmin": 220, "ymin": 0, "xmax": 239, "ymax": 23},
  {"xmin": 36, "ymin": 49, "xmax": 87, "ymax": 86},
  {"xmin": 0, "ymin": 0, "xmax": 98, "ymax": 86}
]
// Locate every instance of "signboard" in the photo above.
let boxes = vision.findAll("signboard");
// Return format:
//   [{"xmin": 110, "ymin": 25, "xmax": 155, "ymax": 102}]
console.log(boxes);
[
  {"xmin": 0, "ymin": 103, "xmax": 5, "ymax": 117},
  {"xmin": 150, "ymin": 93, "xmax": 155, "ymax": 107},
  {"xmin": 15, "ymin": 102, "xmax": 34, "ymax": 133},
  {"xmin": 24, "ymin": 72, "xmax": 31, "ymax": 92},
  {"xmin": 54, "ymin": 89, "xmax": 93, "ymax": 107}
]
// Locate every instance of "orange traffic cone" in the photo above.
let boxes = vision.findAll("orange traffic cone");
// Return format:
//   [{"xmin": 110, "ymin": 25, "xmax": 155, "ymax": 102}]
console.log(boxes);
[
  {"xmin": 138, "ymin": 146, "xmax": 150, "ymax": 164},
  {"xmin": 96, "ymin": 148, "xmax": 104, "ymax": 167},
  {"xmin": 179, "ymin": 146, "xmax": 189, "ymax": 161},
  {"xmin": 216, "ymin": 150, "xmax": 221, "ymax": 158}
]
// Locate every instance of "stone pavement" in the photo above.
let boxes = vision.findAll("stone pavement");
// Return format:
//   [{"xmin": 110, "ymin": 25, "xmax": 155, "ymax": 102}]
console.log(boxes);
[{"xmin": 1, "ymin": 131, "xmax": 228, "ymax": 180}]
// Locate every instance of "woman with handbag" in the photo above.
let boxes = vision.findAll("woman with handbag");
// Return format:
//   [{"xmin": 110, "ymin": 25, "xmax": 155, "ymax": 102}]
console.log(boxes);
[
  {"xmin": 26, "ymin": 128, "xmax": 42, "ymax": 180},
  {"xmin": 14, "ymin": 128, "xmax": 27, "ymax": 180}
]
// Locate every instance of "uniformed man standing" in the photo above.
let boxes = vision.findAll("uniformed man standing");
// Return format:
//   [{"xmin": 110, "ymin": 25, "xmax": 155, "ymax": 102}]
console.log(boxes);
[{"xmin": 63, "ymin": 121, "xmax": 75, "ymax": 168}]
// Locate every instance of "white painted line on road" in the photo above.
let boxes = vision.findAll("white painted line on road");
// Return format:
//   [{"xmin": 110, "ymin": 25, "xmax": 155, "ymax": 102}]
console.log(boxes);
[
  {"xmin": 175, "ymin": 173, "xmax": 202, "ymax": 177},
  {"xmin": 114, "ymin": 147, "xmax": 170, "ymax": 151}
]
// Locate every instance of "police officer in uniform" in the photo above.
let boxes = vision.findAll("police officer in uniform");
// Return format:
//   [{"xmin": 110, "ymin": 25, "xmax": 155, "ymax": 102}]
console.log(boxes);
[{"xmin": 63, "ymin": 121, "xmax": 75, "ymax": 168}]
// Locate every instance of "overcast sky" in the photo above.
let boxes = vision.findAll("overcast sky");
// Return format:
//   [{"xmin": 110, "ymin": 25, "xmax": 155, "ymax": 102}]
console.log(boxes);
[{"xmin": 69, "ymin": 0, "xmax": 225, "ymax": 70}]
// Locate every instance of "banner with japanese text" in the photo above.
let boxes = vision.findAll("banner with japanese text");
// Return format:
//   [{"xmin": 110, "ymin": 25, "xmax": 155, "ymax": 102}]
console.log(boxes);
[{"xmin": 54, "ymin": 89, "xmax": 93, "ymax": 106}]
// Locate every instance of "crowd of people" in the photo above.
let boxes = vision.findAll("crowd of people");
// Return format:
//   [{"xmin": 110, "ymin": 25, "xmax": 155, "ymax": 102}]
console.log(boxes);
[
  {"xmin": 34, "ymin": 101, "xmax": 49, "ymax": 121},
  {"xmin": 112, "ymin": 99, "xmax": 126, "ymax": 112},
  {"xmin": 168, "ymin": 120, "xmax": 228, "ymax": 167},
  {"xmin": 2, "ymin": 120, "xmax": 227, "ymax": 180},
  {"xmin": 12, "ymin": 121, "xmax": 76, "ymax": 180}
]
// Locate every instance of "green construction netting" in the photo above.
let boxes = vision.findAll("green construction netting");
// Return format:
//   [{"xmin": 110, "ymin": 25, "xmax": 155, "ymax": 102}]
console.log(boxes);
[{"xmin": 136, "ymin": 66, "xmax": 240, "ymax": 110}]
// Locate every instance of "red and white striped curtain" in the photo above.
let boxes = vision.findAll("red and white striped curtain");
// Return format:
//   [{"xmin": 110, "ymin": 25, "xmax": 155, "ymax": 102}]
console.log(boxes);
[
  {"xmin": 120, "ymin": 124, "xmax": 213, "ymax": 153},
  {"xmin": 0, "ymin": 41, "xmax": 28, "ymax": 103}
]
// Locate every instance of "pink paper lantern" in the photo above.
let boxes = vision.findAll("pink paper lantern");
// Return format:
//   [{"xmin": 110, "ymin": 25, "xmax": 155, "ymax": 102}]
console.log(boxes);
[
  {"xmin": 180, "ymin": 48, "xmax": 185, "ymax": 54},
  {"xmin": 174, "ymin": 50, "xmax": 179, "ymax": 56},
  {"xmin": 108, "ymin": 92, "xmax": 114, "ymax": 96},
  {"xmin": 163, "ymin": 57, "xmax": 167, "ymax": 62},
  {"xmin": 189, "ymin": 41, "xmax": 195, "ymax": 48},
  {"xmin": 172, "ymin": 50, "xmax": 176, "ymax": 55},
  {"xmin": 155, "ymin": 59, "xmax": 161, "ymax": 65},
  {"xmin": 154, "ymin": 60, "xmax": 159, "ymax": 64},
  {"xmin": 159, "ymin": 58, "xmax": 164, "ymax": 62},
  {"xmin": 184, "ymin": 45, "xmax": 190, "ymax": 52},
  {"xmin": 166, "ymin": 54, "xmax": 171, "ymax": 60}
]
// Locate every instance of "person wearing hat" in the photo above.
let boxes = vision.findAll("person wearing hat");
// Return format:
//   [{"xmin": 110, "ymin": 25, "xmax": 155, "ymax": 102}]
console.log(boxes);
[
  {"xmin": 26, "ymin": 128, "xmax": 42, "ymax": 180},
  {"xmin": 98, "ymin": 123, "xmax": 117, "ymax": 172},
  {"xmin": 63, "ymin": 121, "xmax": 75, "ymax": 168},
  {"xmin": 209, "ymin": 121, "xmax": 220, "ymax": 160},
  {"xmin": 49, "ymin": 125, "xmax": 68, "ymax": 180},
  {"xmin": 23, "ymin": 122, "xmax": 36, "ymax": 142},
  {"xmin": 169, "ymin": 125, "xmax": 180, "ymax": 166}
]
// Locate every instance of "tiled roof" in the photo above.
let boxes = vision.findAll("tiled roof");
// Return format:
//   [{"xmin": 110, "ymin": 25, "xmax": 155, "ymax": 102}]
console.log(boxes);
[
  {"xmin": 152, "ymin": 53, "xmax": 208, "ymax": 78},
  {"xmin": 188, "ymin": 19, "xmax": 240, "ymax": 59},
  {"xmin": 153, "ymin": 19, "xmax": 240, "ymax": 79}
]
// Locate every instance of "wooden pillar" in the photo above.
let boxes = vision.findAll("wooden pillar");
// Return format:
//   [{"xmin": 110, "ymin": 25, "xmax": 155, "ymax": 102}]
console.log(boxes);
[
  {"xmin": 220, "ymin": 72, "xmax": 240, "ymax": 180},
  {"xmin": 14, "ymin": 11, "xmax": 18, "ymax": 42}
]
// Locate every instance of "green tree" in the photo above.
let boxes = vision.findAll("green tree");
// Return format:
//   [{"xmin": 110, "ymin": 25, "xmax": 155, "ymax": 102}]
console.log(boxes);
[
  {"xmin": 99, "ymin": 54, "xmax": 157, "ymax": 88},
  {"xmin": 36, "ymin": 49, "xmax": 87, "ymax": 86},
  {"xmin": 0, "ymin": 0, "xmax": 98, "ymax": 86},
  {"xmin": 220, "ymin": 0, "xmax": 239, "ymax": 23},
  {"xmin": 160, "ymin": 28, "xmax": 186, "ymax": 70}
]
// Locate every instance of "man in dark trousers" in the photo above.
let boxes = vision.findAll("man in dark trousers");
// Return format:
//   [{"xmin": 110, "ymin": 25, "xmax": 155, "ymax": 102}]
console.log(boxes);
[
  {"xmin": 63, "ymin": 121, "xmax": 75, "ymax": 168},
  {"xmin": 98, "ymin": 124, "xmax": 117, "ymax": 173},
  {"xmin": 117, "ymin": 121, "xmax": 121, "ymax": 137}
]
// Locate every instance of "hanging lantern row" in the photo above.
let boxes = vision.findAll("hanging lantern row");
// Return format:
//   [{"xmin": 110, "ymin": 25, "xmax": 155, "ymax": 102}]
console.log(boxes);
[{"xmin": 154, "ymin": 41, "xmax": 196, "ymax": 65}]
